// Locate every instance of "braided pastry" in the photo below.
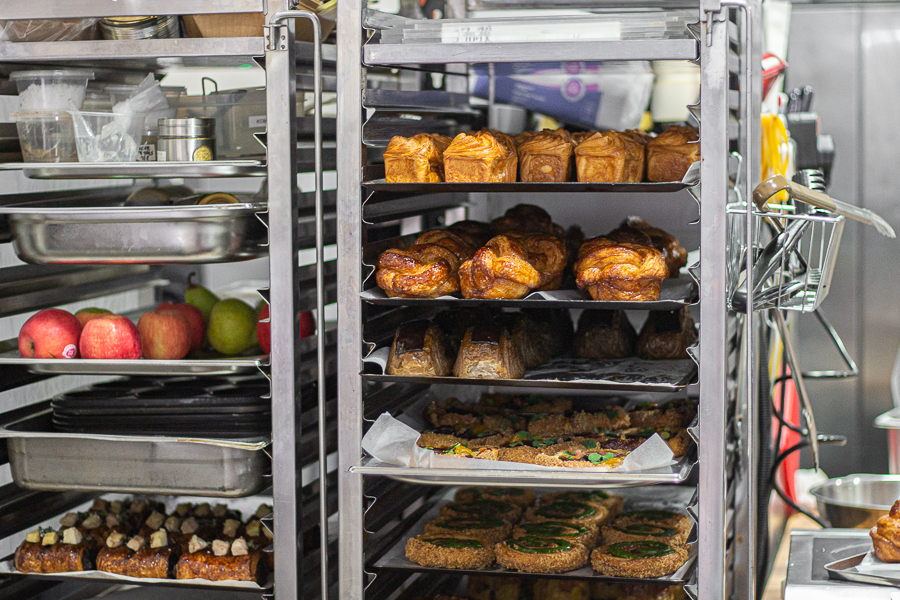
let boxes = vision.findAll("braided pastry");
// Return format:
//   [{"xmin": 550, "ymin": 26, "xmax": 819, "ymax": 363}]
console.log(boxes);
[
  {"xmin": 446, "ymin": 220, "xmax": 493, "ymax": 248},
  {"xmin": 376, "ymin": 243, "xmax": 461, "ymax": 298},
  {"xmin": 491, "ymin": 204, "xmax": 566, "ymax": 240},
  {"xmin": 416, "ymin": 229, "xmax": 476, "ymax": 262},
  {"xmin": 574, "ymin": 238, "xmax": 668, "ymax": 301},
  {"xmin": 872, "ymin": 500, "xmax": 900, "ymax": 562},
  {"xmin": 459, "ymin": 235, "xmax": 541, "ymax": 299},
  {"xmin": 619, "ymin": 217, "xmax": 688, "ymax": 277},
  {"xmin": 508, "ymin": 232, "xmax": 567, "ymax": 291}
]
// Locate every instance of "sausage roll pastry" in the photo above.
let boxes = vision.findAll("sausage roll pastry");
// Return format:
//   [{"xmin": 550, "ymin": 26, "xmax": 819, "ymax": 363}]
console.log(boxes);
[
  {"xmin": 97, "ymin": 530, "xmax": 181, "ymax": 579},
  {"xmin": 646, "ymin": 125, "xmax": 699, "ymax": 182},
  {"xmin": 376, "ymin": 243, "xmax": 461, "ymax": 298},
  {"xmin": 386, "ymin": 320, "xmax": 453, "ymax": 376},
  {"xmin": 176, "ymin": 536, "xmax": 265, "ymax": 582},
  {"xmin": 15, "ymin": 531, "xmax": 45, "ymax": 574},
  {"xmin": 517, "ymin": 128, "xmax": 575, "ymax": 182},
  {"xmin": 574, "ymin": 238, "xmax": 669, "ymax": 301},
  {"xmin": 384, "ymin": 133, "xmax": 452, "ymax": 183},
  {"xmin": 19, "ymin": 529, "xmax": 93, "ymax": 574},
  {"xmin": 446, "ymin": 219, "xmax": 494, "ymax": 248},
  {"xmin": 453, "ymin": 323, "xmax": 527, "ymax": 379},
  {"xmin": 491, "ymin": 204, "xmax": 566, "ymax": 239},
  {"xmin": 459, "ymin": 235, "xmax": 540, "ymax": 299},
  {"xmin": 574, "ymin": 131, "xmax": 643, "ymax": 183},
  {"xmin": 405, "ymin": 535, "xmax": 495, "ymax": 569},
  {"xmin": 416, "ymin": 229, "xmax": 476, "ymax": 262},
  {"xmin": 617, "ymin": 217, "xmax": 688, "ymax": 277},
  {"xmin": 444, "ymin": 130, "xmax": 517, "ymax": 183},
  {"xmin": 591, "ymin": 541, "xmax": 689, "ymax": 578},
  {"xmin": 636, "ymin": 308, "xmax": 698, "ymax": 360},
  {"xmin": 495, "ymin": 536, "xmax": 590, "ymax": 573},
  {"xmin": 574, "ymin": 310, "xmax": 638, "ymax": 360}
]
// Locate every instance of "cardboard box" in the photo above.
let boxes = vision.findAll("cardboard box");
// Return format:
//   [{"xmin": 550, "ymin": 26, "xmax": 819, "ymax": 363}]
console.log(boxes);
[{"xmin": 182, "ymin": 10, "xmax": 335, "ymax": 43}]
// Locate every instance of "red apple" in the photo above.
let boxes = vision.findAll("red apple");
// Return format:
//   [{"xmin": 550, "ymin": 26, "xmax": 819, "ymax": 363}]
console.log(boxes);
[
  {"xmin": 157, "ymin": 302, "xmax": 205, "ymax": 352},
  {"xmin": 300, "ymin": 310, "xmax": 314, "ymax": 339},
  {"xmin": 19, "ymin": 308, "xmax": 82, "ymax": 359},
  {"xmin": 80, "ymin": 314, "xmax": 141, "ymax": 360},
  {"xmin": 257, "ymin": 304, "xmax": 271, "ymax": 355},
  {"xmin": 74, "ymin": 307, "xmax": 112, "ymax": 327},
  {"xmin": 137, "ymin": 309, "xmax": 191, "ymax": 360}
]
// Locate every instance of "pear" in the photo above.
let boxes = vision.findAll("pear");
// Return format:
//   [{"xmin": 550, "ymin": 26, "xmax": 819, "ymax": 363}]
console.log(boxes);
[
  {"xmin": 184, "ymin": 272, "xmax": 219, "ymax": 323},
  {"xmin": 207, "ymin": 298, "xmax": 256, "ymax": 355}
]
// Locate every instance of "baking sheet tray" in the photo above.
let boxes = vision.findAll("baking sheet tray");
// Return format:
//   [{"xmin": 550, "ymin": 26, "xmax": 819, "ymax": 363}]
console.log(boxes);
[
  {"xmin": 0, "ymin": 160, "xmax": 266, "ymax": 180},
  {"xmin": 363, "ymin": 346, "xmax": 698, "ymax": 392},
  {"xmin": 0, "ymin": 493, "xmax": 272, "ymax": 591},
  {"xmin": 0, "ymin": 409, "xmax": 270, "ymax": 497},
  {"xmin": 361, "ymin": 276, "xmax": 697, "ymax": 310},
  {"xmin": 372, "ymin": 486, "xmax": 696, "ymax": 583},
  {"xmin": 362, "ymin": 180, "xmax": 694, "ymax": 193},
  {"xmin": 0, "ymin": 200, "xmax": 267, "ymax": 265}
]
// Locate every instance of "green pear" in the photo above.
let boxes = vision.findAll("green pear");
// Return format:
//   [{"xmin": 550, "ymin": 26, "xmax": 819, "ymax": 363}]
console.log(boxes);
[
  {"xmin": 184, "ymin": 272, "xmax": 219, "ymax": 323},
  {"xmin": 207, "ymin": 298, "xmax": 256, "ymax": 355}
]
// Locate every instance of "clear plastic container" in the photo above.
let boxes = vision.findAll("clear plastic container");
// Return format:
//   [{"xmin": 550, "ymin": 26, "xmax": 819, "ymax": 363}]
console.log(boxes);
[
  {"xmin": 69, "ymin": 111, "xmax": 145, "ymax": 162},
  {"xmin": 12, "ymin": 111, "xmax": 79, "ymax": 163},
  {"xmin": 10, "ymin": 69, "xmax": 94, "ymax": 111}
]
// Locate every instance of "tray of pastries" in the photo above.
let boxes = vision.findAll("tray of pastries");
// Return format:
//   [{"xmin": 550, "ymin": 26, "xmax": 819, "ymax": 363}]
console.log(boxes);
[
  {"xmin": 366, "ymin": 126, "xmax": 699, "ymax": 191},
  {"xmin": 362, "ymin": 307, "xmax": 698, "ymax": 391},
  {"xmin": 375, "ymin": 485, "xmax": 696, "ymax": 584},
  {"xmin": 5, "ymin": 495, "xmax": 273, "ymax": 590},
  {"xmin": 363, "ymin": 205, "xmax": 695, "ymax": 309}
]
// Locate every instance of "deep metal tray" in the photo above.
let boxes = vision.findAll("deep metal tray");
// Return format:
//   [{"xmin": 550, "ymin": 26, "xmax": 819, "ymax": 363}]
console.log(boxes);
[
  {"xmin": 0, "ymin": 199, "xmax": 268, "ymax": 265},
  {"xmin": 0, "ymin": 160, "xmax": 266, "ymax": 179},
  {"xmin": 372, "ymin": 485, "xmax": 697, "ymax": 582},
  {"xmin": 0, "ymin": 409, "xmax": 270, "ymax": 497},
  {"xmin": 362, "ymin": 179, "xmax": 694, "ymax": 193},
  {"xmin": 361, "ymin": 277, "xmax": 697, "ymax": 310}
]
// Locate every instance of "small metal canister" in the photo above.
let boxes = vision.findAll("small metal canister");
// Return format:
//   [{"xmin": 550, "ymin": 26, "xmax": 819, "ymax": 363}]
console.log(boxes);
[{"xmin": 157, "ymin": 118, "xmax": 216, "ymax": 162}]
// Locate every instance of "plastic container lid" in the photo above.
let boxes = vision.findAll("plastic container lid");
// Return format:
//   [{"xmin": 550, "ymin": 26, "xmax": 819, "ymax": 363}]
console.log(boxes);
[
  {"xmin": 11, "ymin": 110, "xmax": 72, "ymax": 121},
  {"xmin": 10, "ymin": 69, "xmax": 94, "ymax": 81}
]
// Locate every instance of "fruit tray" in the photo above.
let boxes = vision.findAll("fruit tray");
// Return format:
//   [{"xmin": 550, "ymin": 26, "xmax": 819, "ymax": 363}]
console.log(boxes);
[
  {"xmin": 0, "ymin": 197, "xmax": 268, "ymax": 264},
  {"xmin": 0, "ymin": 407, "xmax": 270, "ymax": 497},
  {"xmin": 0, "ymin": 493, "xmax": 273, "ymax": 591},
  {"xmin": 372, "ymin": 485, "xmax": 696, "ymax": 584}
]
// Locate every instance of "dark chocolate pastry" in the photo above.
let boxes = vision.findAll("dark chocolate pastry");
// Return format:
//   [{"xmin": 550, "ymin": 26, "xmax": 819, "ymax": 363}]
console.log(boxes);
[
  {"xmin": 636, "ymin": 308, "xmax": 697, "ymax": 360},
  {"xmin": 574, "ymin": 310, "xmax": 637, "ymax": 359},
  {"xmin": 453, "ymin": 322, "xmax": 526, "ymax": 379},
  {"xmin": 386, "ymin": 320, "xmax": 454, "ymax": 376}
]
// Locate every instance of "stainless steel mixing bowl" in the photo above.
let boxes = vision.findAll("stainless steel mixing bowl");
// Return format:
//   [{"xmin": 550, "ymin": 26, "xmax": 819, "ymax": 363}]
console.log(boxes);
[{"xmin": 810, "ymin": 474, "xmax": 900, "ymax": 528}]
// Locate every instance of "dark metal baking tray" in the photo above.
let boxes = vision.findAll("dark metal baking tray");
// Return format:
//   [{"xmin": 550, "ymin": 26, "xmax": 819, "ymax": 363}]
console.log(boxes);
[
  {"xmin": 824, "ymin": 552, "xmax": 900, "ymax": 587},
  {"xmin": 362, "ymin": 179, "xmax": 694, "ymax": 193},
  {"xmin": 372, "ymin": 486, "xmax": 696, "ymax": 583},
  {"xmin": 0, "ymin": 198, "xmax": 268, "ymax": 265},
  {"xmin": 361, "ymin": 277, "xmax": 697, "ymax": 310}
]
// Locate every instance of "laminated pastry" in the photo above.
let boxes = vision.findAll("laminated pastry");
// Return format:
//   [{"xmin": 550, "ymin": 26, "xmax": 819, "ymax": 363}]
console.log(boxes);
[
  {"xmin": 423, "ymin": 516, "xmax": 512, "ymax": 544},
  {"xmin": 507, "ymin": 233, "xmax": 568, "ymax": 291},
  {"xmin": 459, "ymin": 235, "xmax": 540, "ymax": 299},
  {"xmin": 517, "ymin": 128, "xmax": 575, "ymax": 183},
  {"xmin": 446, "ymin": 220, "xmax": 494, "ymax": 248},
  {"xmin": 439, "ymin": 500, "xmax": 523, "ymax": 524},
  {"xmin": 539, "ymin": 490, "xmax": 625, "ymax": 521},
  {"xmin": 434, "ymin": 307, "xmax": 499, "ymax": 356},
  {"xmin": 416, "ymin": 229, "xmax": 477, "ymax": 262},
  {"xmin": 574, "ymin": 310, "xmax": 638, "ymax": 360},
  {"xmin": 622, "ymin": 130, "xmax": 652, "ymax": 181},
  {"xmin": 533, "ymin": 579, "xmax": 591, "ymax": 600},
  {"xmin": 454, "ymin": 487, "xmax": 537, "ymax": 508},
  {"xmin": 601, "ymin": 523, "xmax": 690, "ymax": 547},
  {"xmin": 468, "ymin": 574, "xmax": 523, "ymax": 600},
  {"xmin": 491, "ymin": 204, "xmax": 566, "ymax": 239},
  {"xmin": 636, "ymin": 309, "xmax": 698, "ymax": 360},
  {"xmin": 617, "ymin": 217, "xmax": 688, "ymax": 278},
  {"xmin": 571, "ymin": 131, "xmax": 596, "ymax": 146},
  {"xmin": 175, "ymin": 540, "xmax": 265, "ymax": 582},
  {"xmin": 613, "ymin": 426, "xmax": 693, "ymax": 458},
  {"xmin": 525, "ymin": 501, "xmax": 608, "ymax": 527},
  {"xmin": 494, "ymin": 536, "xmax": 590, "ymax": 573},
  {"xmin": 404, "ymin": 535, "xmax": 495, "ymax": 569},
  {"xmin": 34, "ymin": 542, "xmax": 93, "ymax": 573},
  {"xmin": 14, "ymin": 540, "xmax": 43, "ymax": 573},
  {"xmin": 574, "ymin": 237, "xmax": 669, "ymax": 301},
  {"xmin": 513, "ymin": 521, "xmax": 600, "ymax": 548},
  {"xmin": 591, "ymin": 541, "xmax": 688, "ymax": 577},
  {"xmin": 384, "ymin": 133, "xmax": 452, "ymax": 183},
  {"xmin": 496, "ymin": 312, "xmax": 556, "ymax": 369},
  {"xmin": 646, "ymin": 125, "xmax": 699, "ymax": 182},
  {"xmin": 376, "ymin": 243, "xmax": 462, "ymax": 298},
  {"xmin": 615, "ymin": 510, "xmax": 692, "ymax": 533},
  {"xmin": 386, "ymin": 320, "xmax": 453, "ymax": 376},
  {"xmin": 453, "ymin": 323, "xmax": 526, "ymax": 379},
  {"xmin": 574, "ymin": 131, "xmax": 643, "ymax": 183},
  {"xmin": 97, "ymin": 540, "xmax": 181, "ymax": 578},
  {"xmin": 871, "ymin": 500, "xmax": 900, "ymax": 562},
  {"xmin": 444, "ymin": 130, "xmax": 517, "ymax": 183}
]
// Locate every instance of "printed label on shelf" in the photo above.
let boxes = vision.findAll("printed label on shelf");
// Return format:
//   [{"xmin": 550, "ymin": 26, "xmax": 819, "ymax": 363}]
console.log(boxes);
[
  {"xmin": 440, "ymin": 21, "xmax": 621, "ymax": 44},
  {"xmin": 249, "ymin": 116, "xmax": 267, "ymax": 128}
]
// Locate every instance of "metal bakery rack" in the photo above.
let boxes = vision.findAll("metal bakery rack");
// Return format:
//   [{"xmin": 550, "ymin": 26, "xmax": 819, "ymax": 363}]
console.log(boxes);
[
  {"xmin": 0, "ymin": 3, "xmax": 336, "ymax": 600},
  {"xmin": 337, "ymin": 0, "xmax": 763, "ymax": 599}
]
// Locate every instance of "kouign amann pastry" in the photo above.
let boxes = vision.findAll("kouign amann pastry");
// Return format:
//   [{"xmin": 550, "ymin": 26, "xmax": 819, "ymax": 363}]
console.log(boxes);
[
  {"xmin": 574, "ymin": 131, "xmax": 643, "ymax": 183},
  {"xmin": 384, "ymin": 133, "xmax": 452, "ymax": 183},
  {"xmin": 646, "ymin": 125, "xmax": 699, "ymax": 182},
  {"xmin": 444, "ymin": 130, "xmax": 517, "ymax": 183},
  {"xmin": 517, "ymin": 128, "xmax": 574, "ymax": 182}
]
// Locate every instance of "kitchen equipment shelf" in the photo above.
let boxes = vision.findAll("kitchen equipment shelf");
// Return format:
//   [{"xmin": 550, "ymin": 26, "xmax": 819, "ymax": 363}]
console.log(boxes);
[
  {"xmin": 0, "ymin": 0, "xmax": 263, "ymax": 20},
  {"xmin": 361, "ymin": 179, "xmax": 696, "ymax": 193},
  {"xmin": 0, "ymin": 37, "xmax": 265, "ymax": 63},
  {"xmin": 0, "ymin": 161, "xmax": 267, "ymax": 180}
]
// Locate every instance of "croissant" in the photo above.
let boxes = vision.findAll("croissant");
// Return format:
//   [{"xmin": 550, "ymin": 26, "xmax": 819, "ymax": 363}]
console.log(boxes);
[
  {"xmin": 620, "ymin": 217, "xmax": 688, "ymax": 277},
  {"xmin": 376, "ymin": 243, "xmax": 461, "ymax": 298},
  {"xmin": 872, "ymin": 500, "xmax": 900, "ymax": 562},
  {"xmin": 444, "ymin": 130, "xmax": 517, "ymax": 183},
  {"xmin": 387, "ymin": 320, "xmax": 453, "ymax": 376},
  {"xmin": 575, "ymin": 131, "xmax": 643, "ymax": 183},
  {"xmin": 453, "ymin": 323, "xmax": 526, "ymax": 379},
  {"xmin": 459, "ymin": 235, "xmax": 540, "ymax": 299},
  {"xmin": 508, "ymin": 232, "xmax": 567, "ymax": 291},
  {"xmin": 384, "ymin": 133, "xmax": 452, "ymax": 183},
  {"xmin": 574, "ymin": 238, "xmax": 669, "ymax": 301},
  {"xmin": 446, "ymin": 220, "xmax": 494, "ymax": 248},
  {"xmin": 491, "ymin": 204, "xmax": 566, "ymax": 240},
  {"xmin": 517, "ymin": 128, "xmax": 574, "ymax": 183},
  {"xmin": 574, "ymin": 309, "xmax": 637, "ymax": 359},
  {"xmin": 636, "ymin": 308, "xmax": 698, "ymax": 360},
  {"xmin": 416, "ymin": 229, "xmax": 476, "ymax": 262},
  {"xmin": 646, "ymin": 125, "xmax": 699, "ymax": 182}
]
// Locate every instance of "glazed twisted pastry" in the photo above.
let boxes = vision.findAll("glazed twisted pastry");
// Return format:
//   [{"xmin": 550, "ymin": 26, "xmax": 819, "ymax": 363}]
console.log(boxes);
[
  {"xmin": 619, "ymin": 217, "xmax": 688, "ymax": 277},
  {"xmin": 416, "ymin": 229, "xmax": 476, "ymax": 262},
  {"xmin": 376, "ymin": 243, "xmax": 461, "ymax": 298},
  {"xmin": 491, "ymin": 204, "xmax": 566, "ymax": 240},
  {"xmin": 446, "ymin": 220, "xmax": 494, "ymax": 248},
  {"xmin": 508, "ymin": 232, "xmax": 567, "ymax": 291},
  {"xmin": 574, "ymin": 238, "xmax": 668, "ymax": 301},
  {"xmin": 459, "ymin": 235, "xmax": 540, "ymax": 299},
  {"xmin": 872, "ymin": 500, "xmax": 900, "ymax": 562}
]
